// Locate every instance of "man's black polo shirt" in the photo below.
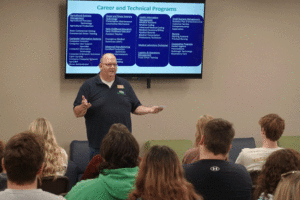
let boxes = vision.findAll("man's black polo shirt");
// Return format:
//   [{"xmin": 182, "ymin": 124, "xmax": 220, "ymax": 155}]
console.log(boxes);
[{"xmin": 74, "ymin": 75, "xmax": 141, "ymax": 148}]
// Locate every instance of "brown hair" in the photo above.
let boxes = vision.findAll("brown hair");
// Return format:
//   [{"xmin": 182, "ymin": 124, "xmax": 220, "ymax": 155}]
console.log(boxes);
[
  {"xmin": 98, "ymin": 123, "xmax": 139, "ymax": 174},
  {"xmin": 194, "ymin": 115, "xmax": 214, "ymax": 147},
  {"xmin": 254, "ymin": 149, "xmax": 300, "ymax": 200},
  {"xmin": 203, "ymin": 118, "xmax": 235, "ymax": 155},
  {"xmin": 259, "ymin": 114, "xmax": 285, "ymax": 141},
  {"xmin": 3, "ymin": 131, "xmax": 45, "ymax": 185},
  {"xmin": 0, "ymin": 140, "xmax": 5, "ymax": 172},
  {"xmin": 128, "ymin": 145, "xmax": 203, "ymax": 200},
  {"xmin": 273, "ymin": 171, "xmax": 300, "ymax": 200}
]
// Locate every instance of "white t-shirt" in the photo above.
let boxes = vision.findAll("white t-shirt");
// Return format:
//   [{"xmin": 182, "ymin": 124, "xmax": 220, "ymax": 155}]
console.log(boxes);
[
  {"xmin": 235, "ymin": 147, "xmax": 283, "ymax": 171},
  {"xmin": 101, "ymin": 79, "xmax": 114, "ymax": 88}
]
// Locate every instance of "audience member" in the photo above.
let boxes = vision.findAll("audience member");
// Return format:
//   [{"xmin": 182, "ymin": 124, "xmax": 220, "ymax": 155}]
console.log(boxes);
[
  {"xmin": 273, "ymin": 171, "xmax": 300, "ymax": 200},
  {"xmin": 183, "ymin": 118, "xmax": 252, "ymax": 200},
  {"xmin": 129, "ymin": 145, "xmax": 203, "ymax": 200},
  {"xmin": 29, "ymin": 118, "xmax": 68, "ymax": 177},
  {"xmin": 65, "ymin": 123, "xmax": 140, "ymax": 200},
  {"xmin": 253, "ymin": 148, "xmax": 300, "ymax": 200},
  {"xmin": 236, "ymin": 114, "xmax": 284, "ymax": 172},
  {"xmin": 0, "ymin": 131, "xmax": 65, "ymax": 200},
  {"xmin": 182, "ymin": 115, "xmax": 214, "ymax": 164},
  {"xmin": 0, "ymin": 140, "xmax": 7, "ymax": 191}
]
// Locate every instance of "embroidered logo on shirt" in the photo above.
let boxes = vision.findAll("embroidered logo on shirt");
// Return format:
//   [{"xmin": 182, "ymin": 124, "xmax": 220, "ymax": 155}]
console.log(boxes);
[
  {"xmin": 118, "ymin": 90, "xmax": 125, "ymax": 95},
  {"xmin": 210, "ymin": 166, "xmax": 220, "ymax": 172},
  {"xmin": 117, "ymin": 85, "xmax": 124, "ymax": 89}
]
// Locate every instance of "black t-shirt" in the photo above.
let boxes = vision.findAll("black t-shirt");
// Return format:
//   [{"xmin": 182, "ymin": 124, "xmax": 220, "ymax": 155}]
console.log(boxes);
[
  {"xmin": 183, "ymin": 160, "xmax": 252, "ymax": 200},
  {"xmin": 74, "ymin": 75, "xmax": 141, "ymax": 148}
]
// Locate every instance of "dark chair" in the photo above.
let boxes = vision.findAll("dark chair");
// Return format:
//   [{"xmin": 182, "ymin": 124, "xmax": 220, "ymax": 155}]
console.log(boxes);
[
  {"xmin": 65, "ymin": 160, "xmax": 81, "ymax": 191},
  {"xmin": 249, "ymin": 170, "xmax": 261, "ymax": 186},
  {"xmin": 229, "ymin": 137, "xmax": 256, "ymax": 162},
  {"xmin": 67, "ymin": 140, "xmax": 90, "ymax": 189},
  {"xmin": 0, "ymin": 173, "xmax": 7, "ymax": 191},
  {"xmin": 38, "ymin": 176, "xmax": 69, "ymax": 195}
]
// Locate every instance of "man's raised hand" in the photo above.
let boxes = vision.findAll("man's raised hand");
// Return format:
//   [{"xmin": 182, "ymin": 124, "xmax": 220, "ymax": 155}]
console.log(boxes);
[{"xmin": 82, "ymin": 95, "xmax": 92, "ymax": 109}]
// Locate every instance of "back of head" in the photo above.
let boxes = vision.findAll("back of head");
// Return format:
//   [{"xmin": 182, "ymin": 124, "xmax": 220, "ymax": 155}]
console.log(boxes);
[
  {"xmin": 99, "ymin": 123, "xmax": 139, "ymax": 173},
  {"xmin": 203, "ymin": 118, "xmax": 235, "ymax": 155},
  {"xmin": 28, "ymin": 117, "xmax": 65, "ymax": 177},
  {"xmin": 130, "ymin": 145, "xmax": 202, "ymax": 200},
  {"xmin": 259, "ymin": 114, "xmax": 285, "ymax": 141},
  {"xmin": 194, "ymin": 115, "xmax": 214, "ymax": 147},
  {"xmin": 254, "ymin": 149, "xmax": 300, "ymax": 199},
  {"xmin": 3, "ymin": 131, "xmax": 45, "ymax": 185},
  {"xmin": 0, "ymin": 140, "xmax": 5, "ymax": 173},
  {"xmin": 274, "ymin": 171, "xmax": 300, "ymax": 200},
  {"xmin": 29, "ymin": 118, "xmax": 57, "ymax": 143}
]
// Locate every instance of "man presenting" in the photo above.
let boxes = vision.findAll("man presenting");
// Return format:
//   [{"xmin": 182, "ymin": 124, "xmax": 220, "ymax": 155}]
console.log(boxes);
[{"xmin": 74, "ymin": 53, "xmax": 163, "ymax": 160}]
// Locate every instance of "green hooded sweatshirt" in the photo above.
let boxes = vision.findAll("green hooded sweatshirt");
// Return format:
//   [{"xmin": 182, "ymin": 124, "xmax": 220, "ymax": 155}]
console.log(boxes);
[{"xmin": 65, "ymin": 166, "xmax": 139, "ymax": 200}]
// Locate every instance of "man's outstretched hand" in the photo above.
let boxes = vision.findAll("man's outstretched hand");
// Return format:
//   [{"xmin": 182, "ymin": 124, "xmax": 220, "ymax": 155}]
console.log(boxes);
[{"xmin": 149, "ymin": 106, "xmax": 164, "ymax": 114}]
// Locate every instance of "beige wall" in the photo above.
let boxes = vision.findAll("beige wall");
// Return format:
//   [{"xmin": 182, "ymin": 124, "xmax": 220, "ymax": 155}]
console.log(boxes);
[{"xmin": 1, "ymin": 0, "xmax": 299, "ymax": 155}]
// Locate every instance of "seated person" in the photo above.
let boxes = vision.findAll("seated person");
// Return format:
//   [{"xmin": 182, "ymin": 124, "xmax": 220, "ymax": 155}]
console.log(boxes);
[
  {"xmin": 128, "ymin": 145, "xmax": 203, "ymax": 200},
  {"xmin": 253, "ymin": 148, "xmax": 300, "ymax": 200},
  {"xmin": 183, "ymin": 118, "xmax": 252, "ymax": 200},
  {"xmin": 29, "ymin": 118, "xmax": 68, "ymax": 177},
  {"xmin": 0, "ymin": 131, "xmax": 65, "ymax": 200},
  {"xmin": 236, "ymin": 114, "xmax": 284, "ymax": 171},
  {"xmin": 0, "ymin": 140, "xmax": 7, "ymax": 191},
  {"xmin": 65, "ymin": 123, "xmax": 140, "ymax": 200},
  {"xmin": 273, "ymin": 171, "xmax": 300, "ymax": 200},
  {"xmin": 182, "ymin": 115, "xmax": 214, "ymax": 164}
]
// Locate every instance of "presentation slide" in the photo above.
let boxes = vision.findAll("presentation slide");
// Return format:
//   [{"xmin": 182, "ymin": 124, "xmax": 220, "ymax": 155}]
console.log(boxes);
[{"xmin": 66, "ymin": 1, "xmax": 205, "ymax": 75}]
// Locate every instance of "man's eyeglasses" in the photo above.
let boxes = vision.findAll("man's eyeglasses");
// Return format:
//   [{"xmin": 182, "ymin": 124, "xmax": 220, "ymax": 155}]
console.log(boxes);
[
  {"xmin": 281, "ymin": 171, "xmax": 300, "ymax": 179},
  {"xmin": 103, "ymin": 63, "xmax": 117, "ymax": 67}
]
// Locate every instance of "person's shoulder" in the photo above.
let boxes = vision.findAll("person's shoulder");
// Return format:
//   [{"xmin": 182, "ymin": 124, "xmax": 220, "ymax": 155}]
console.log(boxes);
[
  {"xmin": 0, "ymin": 189, "xmax": 66, "ymax": 200},
  {"xmin": 38, "ymin": 190, "xmax": 66, "ymax": 200},
  {"xmin": 116, "ymin": 76, "xmax": 130, "ymax": 85},
  {"xmin": 242, "ymin": 147, "xmax": 262, "ymax": 152},
  {"xmin": 84, "ymin": 74, "xmax": 100, "ymax": 84},
  {"xmin": 227, "ymin": 161, "xmax": 250, "ymax": 173},
  {"xmin": 183, "ymin": 159, "xmax": 202, "ymax": 171}
]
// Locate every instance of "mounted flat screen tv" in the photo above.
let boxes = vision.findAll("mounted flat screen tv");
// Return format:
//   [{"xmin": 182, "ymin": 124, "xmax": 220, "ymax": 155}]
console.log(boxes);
[{"xmin": 65, "ymin": 0, "xmax": 206, "ymax": 79}]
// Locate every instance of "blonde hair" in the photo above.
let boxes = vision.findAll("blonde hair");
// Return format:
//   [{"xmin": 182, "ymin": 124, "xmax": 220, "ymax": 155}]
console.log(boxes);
[
  {"xmin": 194, "ymin": 115, "xmax": 214, "ymax": 147},
  {"xmin": 28, "ymin": 118, "xmax": 67, "ymax": 178},
  {"xmin": 273, "ymin": 171, "xmax": 300, "ymax": 200}
]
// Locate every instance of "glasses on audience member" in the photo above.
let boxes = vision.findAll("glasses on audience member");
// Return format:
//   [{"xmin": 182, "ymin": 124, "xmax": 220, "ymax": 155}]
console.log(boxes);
[
  {"xmin": 103, "ymin": 63, "xmax": 118, "ymax": 67},
  {"xmin": 281, "ymin": 171, "xmax": 300, "ymax": 179}
]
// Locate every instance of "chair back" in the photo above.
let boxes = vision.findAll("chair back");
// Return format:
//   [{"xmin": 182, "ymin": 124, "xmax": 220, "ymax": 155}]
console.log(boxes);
[
  {"xmin": 229, "ymin": 137, "xmax": 256, "ymax": 162},
  {"xmin": 38, "ymin": 176, "xmax": 69, "ymax": 195},
  {"xmin": 70, "ymin": 140, "xmax": 90, "ymax": 172}
]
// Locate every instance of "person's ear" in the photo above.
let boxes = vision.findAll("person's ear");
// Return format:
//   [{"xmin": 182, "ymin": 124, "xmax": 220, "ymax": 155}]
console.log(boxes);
[
  {"xmin": 1, "ymin": 158, "xmax": 6, "ymax": 173},
  {"xmin": 261, "ymin": 128, "xmax": 266, "ymax": 135},
  {"xmin": 199, "ymin": 135, "xmax": 205, "ymax": 145},
  {"xmin": 228, "ymin": 144, "xmax": 232, "ymax": 153},
  {"xmin": 36, "ymin": 163, "xmax": 44, "ymax": 175},
  {"xmin": 99, "ymin": 63, "xmax": 102, "ymax": 71}
]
